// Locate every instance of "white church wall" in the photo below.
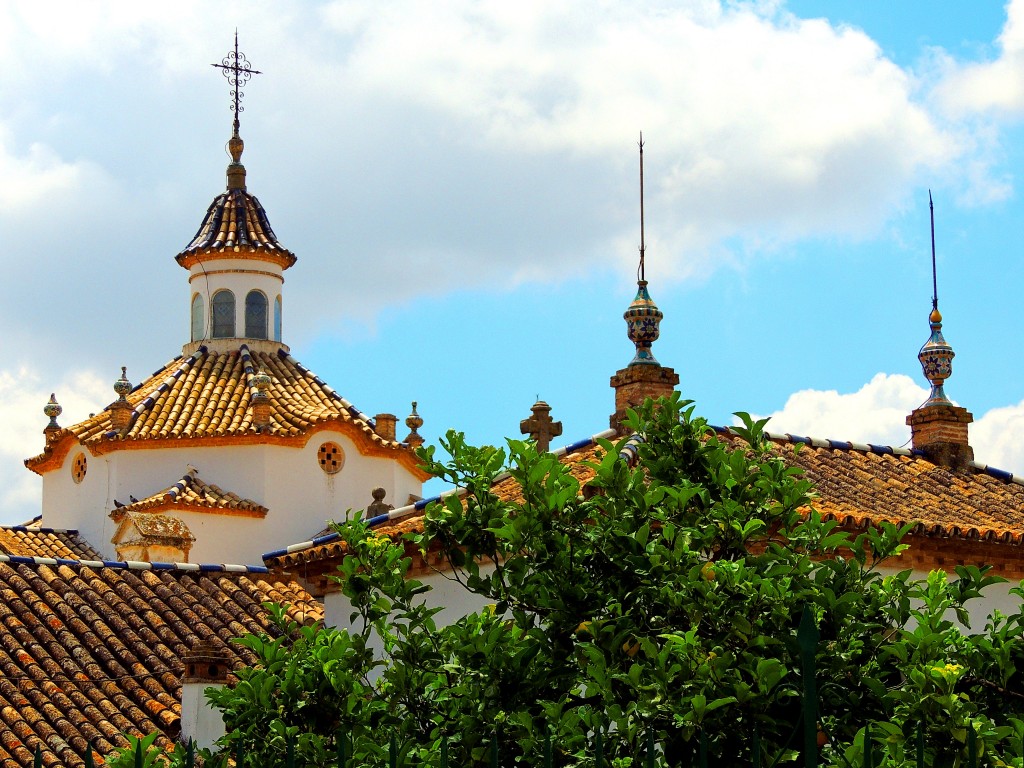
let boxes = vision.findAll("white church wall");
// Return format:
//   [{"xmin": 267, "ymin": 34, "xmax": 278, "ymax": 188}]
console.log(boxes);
[
  {"xmin": 42, "ymin": 446, "xmax": 110, "ymax": 550},
  {"xmin": 261, "ymin": 430, "xmax": 423, "ymax": 534},
  {"xmin": 323, "ymin": 562, "xmax": 496, "ymax": 633},
  {"xmin": 42, "ymin": 433, "xmax": 423, "ymax": 565}
]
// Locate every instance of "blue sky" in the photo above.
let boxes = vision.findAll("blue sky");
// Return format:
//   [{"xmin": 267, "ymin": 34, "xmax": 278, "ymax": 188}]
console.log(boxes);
[{"xmin": 1, "ymin": 0, "xmax": 1022, "ymax": 519}]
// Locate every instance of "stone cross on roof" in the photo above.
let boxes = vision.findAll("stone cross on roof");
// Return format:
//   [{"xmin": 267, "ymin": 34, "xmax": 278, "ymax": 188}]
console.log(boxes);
[{"xmin": 520, "ymin": 400, "xmax": 562, "ymax": 453}]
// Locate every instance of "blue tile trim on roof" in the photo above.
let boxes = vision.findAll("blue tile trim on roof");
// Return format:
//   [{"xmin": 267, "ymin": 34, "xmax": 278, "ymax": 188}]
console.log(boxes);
[
  {"xmin": 0, "ymin": 554, "xmax": 268, "ymax": 574},
  {"xmin": 275, "ymin": 348, "xmax": 377, "ymax": 427},
  {"xmin": 0, "ymin": 525, "xmax": 80, "ymax": 535}
]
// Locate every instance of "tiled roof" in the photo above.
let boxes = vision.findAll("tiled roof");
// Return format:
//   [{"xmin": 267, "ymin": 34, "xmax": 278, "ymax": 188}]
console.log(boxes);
[
  {"xmin": 175, "ymin": 189, "xmax": 296, "ymax": 270},
  {"xmin": 110, "ymin": 471, "xmax": 267, "ymax": 518},
  {"xmin": 264, "ymin": 427, "xmax": 1024, "ymax": 570},
  {"xmin": 0, "ymin": 557, "xmax": 321, "ymax": 767},
  {"xmin": 26, "ymin": 345, "xmax": 426, "ymax": 479},
  {"xmin": 0, "ymin": 527, "xmax": 102, "ymax": 561}
]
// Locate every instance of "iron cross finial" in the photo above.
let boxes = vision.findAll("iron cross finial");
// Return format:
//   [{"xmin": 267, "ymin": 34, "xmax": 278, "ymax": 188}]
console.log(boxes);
[{"xmin": 211, "ymin": 31, "xmax": 262, "ymax": 137}]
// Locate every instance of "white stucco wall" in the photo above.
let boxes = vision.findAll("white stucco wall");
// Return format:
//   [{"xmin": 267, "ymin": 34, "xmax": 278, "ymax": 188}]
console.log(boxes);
[
  {"xmin": 40, "ymin": 430, "xmax": 423, "ymax": 565},
  {"xmin": 324, "ymin": 562, "xmax": 496, "ymax": 632},
  {"xmin": 180, "ymin": 682, "xmax": 226, "ymax": 750}
]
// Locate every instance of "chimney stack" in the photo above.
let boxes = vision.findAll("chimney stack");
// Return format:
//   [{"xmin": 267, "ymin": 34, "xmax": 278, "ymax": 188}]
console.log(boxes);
[{"xmin": 180, "ymin": 640, "xmax": 230, "ymax": 751}]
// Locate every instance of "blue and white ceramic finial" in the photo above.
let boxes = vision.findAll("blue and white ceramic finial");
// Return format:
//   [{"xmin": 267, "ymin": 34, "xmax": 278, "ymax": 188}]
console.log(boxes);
[
  {"xmin": 113, "ymin": 366, "xmax": 132, "ymax": 402},
  {"xmin": 918, "ymin": 191, "xmax": 955, "ymax": 406},
  {"xmin": 624, "ymin": 133, "xmax": 664, "ymax": 366}
]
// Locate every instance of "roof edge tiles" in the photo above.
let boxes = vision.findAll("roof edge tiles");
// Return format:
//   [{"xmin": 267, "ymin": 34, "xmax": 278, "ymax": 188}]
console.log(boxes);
[
  {"xmin": 0, "ymin": 554, "xmax": 269, "ymax": 573},
  {"xmin": 175, "ymin": 189, "xmax": 297, "ymax": 270},
  {"xmin": 0, "ymin": 524, "xmax": 80, "ymax": 535}
]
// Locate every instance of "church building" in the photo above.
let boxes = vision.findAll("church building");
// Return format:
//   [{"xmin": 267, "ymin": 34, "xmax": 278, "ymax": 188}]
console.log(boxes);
[{"xmin": 0, "ymin": 42, "xmax": 1021, "ymax": 767}]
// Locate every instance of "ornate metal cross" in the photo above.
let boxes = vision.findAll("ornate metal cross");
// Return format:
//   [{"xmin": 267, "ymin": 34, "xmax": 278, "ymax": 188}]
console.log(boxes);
[{"xmin": 211, "ymin": 31, "xmax": 262, "ymax": 135}]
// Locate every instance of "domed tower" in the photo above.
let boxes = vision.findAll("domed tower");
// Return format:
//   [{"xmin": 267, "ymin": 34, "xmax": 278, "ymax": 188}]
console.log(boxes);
[
  {"xmin": 177, "ymin": 37, "xmax": 295, "ymax": 353},
  {"xmin": 25, "ymin": 37, "xmax": 429, "ymax": 564}
]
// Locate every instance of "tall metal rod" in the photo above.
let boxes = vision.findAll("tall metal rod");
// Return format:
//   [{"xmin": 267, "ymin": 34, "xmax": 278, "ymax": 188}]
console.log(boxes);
[
  {"xmin": 639, "ymin": 132, "xmax": 646, "ymax": 283},
  {"xmin": 929, "ymin": 190, "xmax": 938, "ymax": 310}
]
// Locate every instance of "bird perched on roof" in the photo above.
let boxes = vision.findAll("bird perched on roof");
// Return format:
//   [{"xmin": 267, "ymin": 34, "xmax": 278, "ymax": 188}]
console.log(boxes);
[
  {"xmin": 129, "ymin": 495, "xmax": 139, "ymax": 503},
  {"xmin": 113, "ymin": 500, "xmax": 125, "ymax": 508}
]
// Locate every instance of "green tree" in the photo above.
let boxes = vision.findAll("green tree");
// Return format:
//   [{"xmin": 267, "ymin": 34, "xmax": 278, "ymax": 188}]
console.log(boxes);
[{"xmin": 119, "ymin": 395, "xmax": 1024, "ymax": 767}]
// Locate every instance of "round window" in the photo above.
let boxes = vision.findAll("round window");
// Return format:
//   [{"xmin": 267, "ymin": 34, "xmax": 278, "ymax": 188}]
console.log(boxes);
[
  {"xmin": 71, "ymin": 453, "xmax": 87, "ymax": 484},
  {"xmin": 317, "ymin": 442, "xmax": 344, "ymax": 474}
]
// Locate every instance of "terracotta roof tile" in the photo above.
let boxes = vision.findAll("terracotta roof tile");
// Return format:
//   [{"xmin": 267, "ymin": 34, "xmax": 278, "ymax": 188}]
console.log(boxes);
[
  {"xmin": 0, "ymin": 528, "xmax": 102, "ymax": 561},
  {"xmin": 0, "ymin": 557, "xmax": 322, "ymax": 767},
  {"xmin": 175, "ymin": 189, "xmax": 296, "ymax": 270},
  {"xmin": 26, "ymin": 345, "xmax": 426, "ymax": 479},
  {"xmin": 110, "ymin": 470, "xmax": 267, "ymax": 519}
]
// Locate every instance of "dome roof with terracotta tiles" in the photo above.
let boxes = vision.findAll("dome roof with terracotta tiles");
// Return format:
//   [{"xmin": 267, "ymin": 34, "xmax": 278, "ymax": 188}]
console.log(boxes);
[
  {"xmin": 175, "ymin": 187, "xmax": 296, "ymax": 269},
  {"xmin": 174, "ymin": 133, "xmax": 296, "ymax": 270}
]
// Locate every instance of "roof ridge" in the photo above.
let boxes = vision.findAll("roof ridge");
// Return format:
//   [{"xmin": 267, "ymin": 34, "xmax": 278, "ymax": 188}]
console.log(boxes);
[
  {"xmin": 0, "ymin": 525, "xmax": 80, "ymax": 535},
  {"xmin": 707, "ymin": 424, "xmax": 1022, "ymax": 487},
  {"xmin": 103, "ymin": 346, "xmax": 207, "ymax": 438},
  {"xmin": 0, "ymin": 554, "xmax": 269, "ymax": 573},
  {"xmin": 710, "ymin": 424, "xmax": 917, "ymax": 458},
  {"xmin": 275, "ymin": 349, "xmax": 380, "ymax": 430}
]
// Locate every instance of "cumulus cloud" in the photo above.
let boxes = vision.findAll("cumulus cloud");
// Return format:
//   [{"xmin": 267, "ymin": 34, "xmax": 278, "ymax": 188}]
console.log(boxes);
[
  {"xmin": 934, "ymin": 0, "xmax": 1024, "ymax": 118},
  {"xmin": 0, "ymin": 367, "xmax": 110, "ymax": 524},
  {"xmin": 753, "ymin": 373, "xmax": 1024, "ymax": 475},
  {"xmin": 972, "ymin": 399, "xmax": 1024, "ymax": 474},
  {"xmin": 323, "ymin": 0, "xmax": 959, "ymax": 258},
  {"xmin": 752, "ymin": 372, "xmax": 927, "ymax": 447}
]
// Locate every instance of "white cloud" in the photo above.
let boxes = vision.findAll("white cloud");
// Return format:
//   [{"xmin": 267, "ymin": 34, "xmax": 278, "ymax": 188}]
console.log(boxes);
[
  {"xmin": 323, "ymin": 0, "xmax": 959, "ymax": 260},
  {"xmin": 753, "ymin": 372, "xmax": 927, "ymax": 447},
  {"xmin": 0, "ymin": 366, "xmax": 110, "ymax": 524},
  {"xmin": 0, "ymin": 126, "xmax": 94, "ymax": 212},
  {"xmin": 754, "ymin": 373, "xmax": 1024, "ymax": 475},
  {"xmin": 972, "ymin": 399, "xmax": 1024, "ymax": 474},
  {"xmin": 934, "ymin": 0, "xmax": 1024, "ymax": 118}
]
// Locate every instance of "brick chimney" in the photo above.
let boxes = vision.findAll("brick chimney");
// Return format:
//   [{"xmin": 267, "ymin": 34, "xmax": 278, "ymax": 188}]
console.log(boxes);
[
  {"xmin": 907, "ymin": 306, "xmax": 973, "ymax": 469},
  {"xmin": 375, "ymin": 413, "xmax": 397, "ymax": 442},
  {"xmin": 180, "ymin": 640, "xmax": 230, "ymax": 751}
]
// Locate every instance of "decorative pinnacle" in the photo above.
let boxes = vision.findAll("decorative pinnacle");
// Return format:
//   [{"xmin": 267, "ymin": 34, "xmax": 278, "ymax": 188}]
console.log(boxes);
[
  {"xmin": 918, "ymin": 193, "xmax": 954, "ymax": 407},
  {"xmin": 113, "ymin": 367, "xmax": 132, "ymax": 401},
  {"xmin": 624, "ymin": 133, "xmax": 664, "ymax": 366},
  {"xmin": 43, "ymin": 393, "xmax": 62, "ymax": 432},
  {"xmin": 404, "ymin": 401, "xmax": 424, "ymax": 447},
  {"xmin": 252, "ymin": 367, "xmax": 271, "ymax": 395},
  {"xmin": 212, "ymin": 32, "xmax": 260, "ymax": 190},
  {"xmin": 918, "ymin": 306, "xmax": 955, "ymax": 407}
]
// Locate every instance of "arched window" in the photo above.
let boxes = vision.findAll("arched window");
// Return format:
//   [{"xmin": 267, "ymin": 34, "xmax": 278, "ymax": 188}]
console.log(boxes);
[
  {"xmin": 211, "ymin": 290, "xmax": 235, "ymax": 338},
  {"xmin": 190, "ymin": 294, "xmax": 205, "ymax": 341},
  {"xmin": 273, "ymin": 296, "xmax": 282, "ymax": 341},
  {"xmin": 245, "ymin": 290, "xmax": 268, "ymax": 339}
]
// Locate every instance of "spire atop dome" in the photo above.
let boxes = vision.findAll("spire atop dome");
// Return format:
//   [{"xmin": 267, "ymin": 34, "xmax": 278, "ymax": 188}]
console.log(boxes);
[{"xmin": 211, "ymin": 31, "xmax": 261, "ymax": 191}]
